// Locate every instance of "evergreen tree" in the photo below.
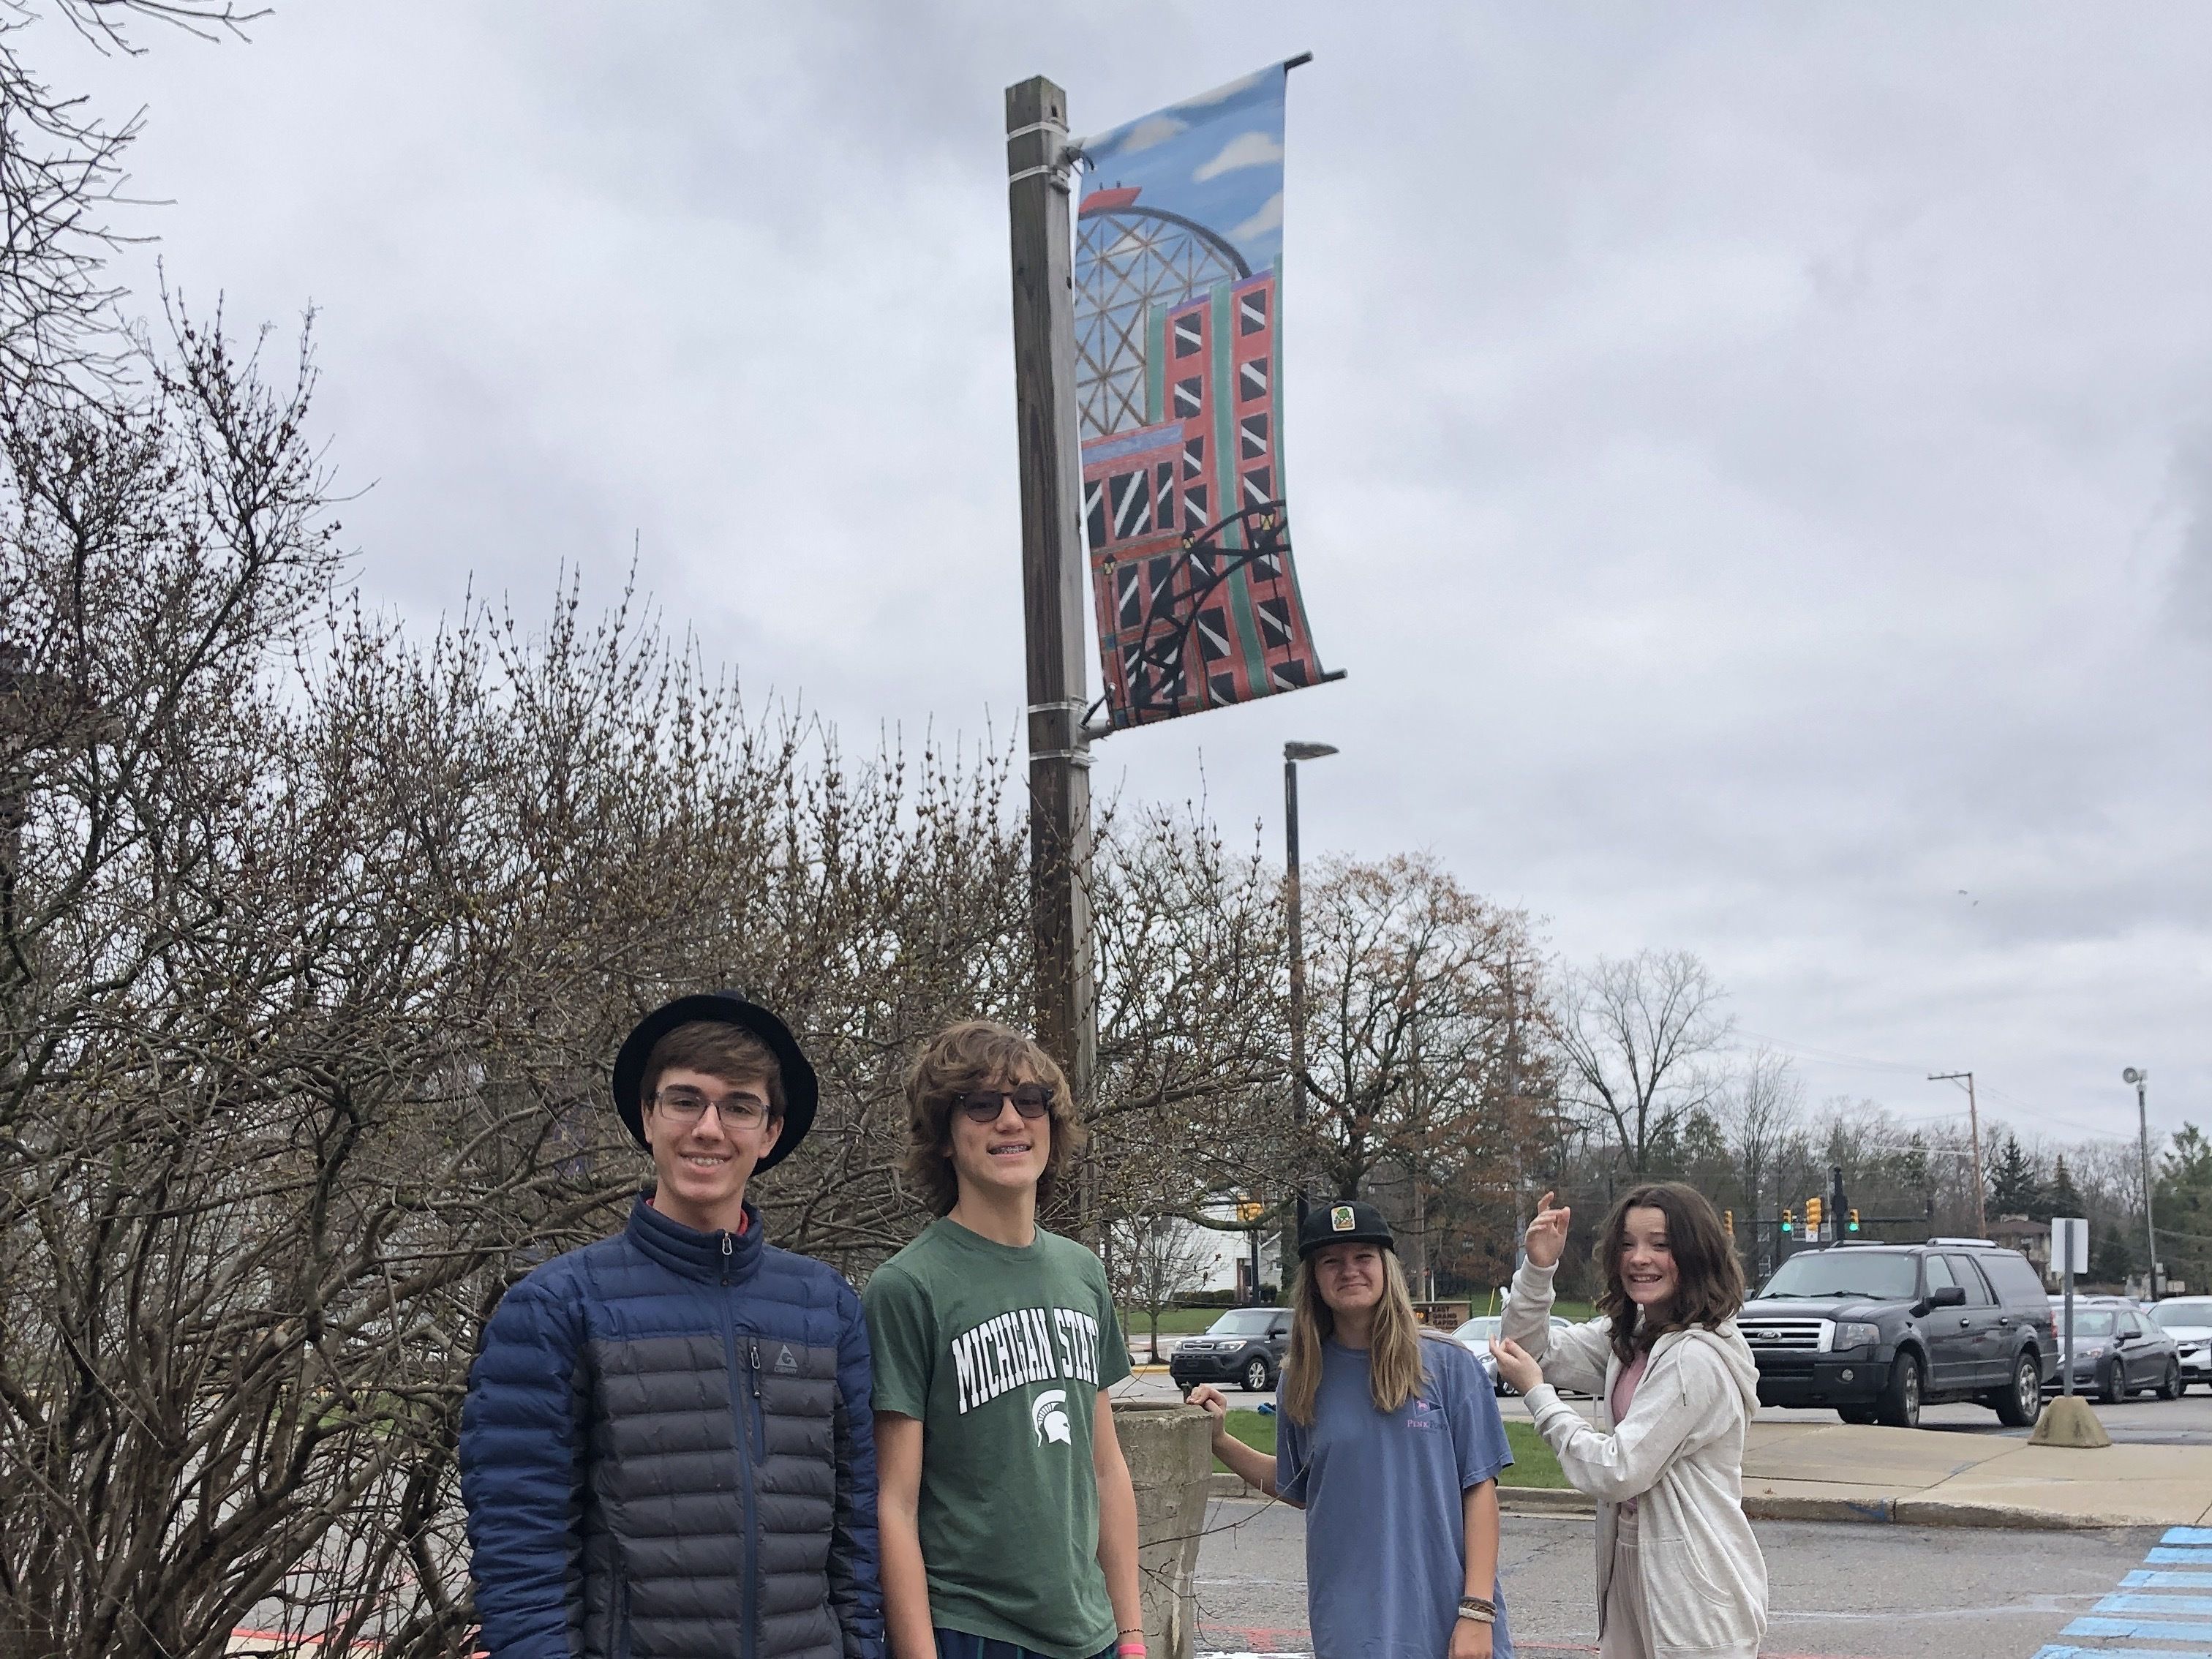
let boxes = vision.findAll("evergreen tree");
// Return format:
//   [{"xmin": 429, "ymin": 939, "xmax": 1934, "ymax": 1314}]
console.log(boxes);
[
  {"xmin": 2046, "ymin": 1155, "xmax": 2083, "ymax": 1218},
  {"xmin": 2091, "ymin": 1220, "xmax": 2134, "ymax": 1287},
  {"xmin": 1987, "ymin": 1133, "xmax": 2047, "ymax": 1219},
  {"xmin": 2155, "ymin": 1124, "xmax": 2212, "ymax": 1295}
]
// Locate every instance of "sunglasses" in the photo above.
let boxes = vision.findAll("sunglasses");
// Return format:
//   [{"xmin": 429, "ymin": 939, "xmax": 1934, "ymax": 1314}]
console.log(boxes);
[{"xmin": 958, "ymin": 1083, "xmax": 1054, "ymax": 1123}]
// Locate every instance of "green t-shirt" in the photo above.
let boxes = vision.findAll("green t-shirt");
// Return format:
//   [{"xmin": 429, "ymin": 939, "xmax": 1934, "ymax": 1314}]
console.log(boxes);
[{"xmin": 863, "ymin": 1219, "xmax": 1132, "ymax": 1659}]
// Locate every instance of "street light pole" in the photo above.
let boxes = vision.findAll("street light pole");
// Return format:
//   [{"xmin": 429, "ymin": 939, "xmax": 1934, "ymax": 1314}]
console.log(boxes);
[
  {"xmin": 2126, "ymin": 1067, "xmax": 2155, "ymax": 1297},
  {"xmin": 1284, "ymin": 741, "xmax": 1337, "ymax": 1230},
  {"xmin": 1928, "ymin": 1071, "xmax": 1985, "ymax": 1238}
]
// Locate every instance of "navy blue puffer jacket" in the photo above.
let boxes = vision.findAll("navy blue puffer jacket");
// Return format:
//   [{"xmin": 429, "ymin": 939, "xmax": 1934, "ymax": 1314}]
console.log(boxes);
[{"xmin": 461, "ymin": 1195, "xmax": 883, "ymax": 1659}]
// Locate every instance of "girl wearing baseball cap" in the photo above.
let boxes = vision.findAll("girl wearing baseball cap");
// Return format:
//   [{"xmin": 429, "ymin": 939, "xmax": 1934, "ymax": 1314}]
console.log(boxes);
[{"xmin": 1192, "ymin": 1199, "xmax": 1515, "ymax": 1659}]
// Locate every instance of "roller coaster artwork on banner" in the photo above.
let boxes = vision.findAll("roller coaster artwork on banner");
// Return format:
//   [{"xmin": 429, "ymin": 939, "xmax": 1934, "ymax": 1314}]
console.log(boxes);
[{"xmin": 1074, "ymin": 63, "xmax": 1336, "ymax": 731}]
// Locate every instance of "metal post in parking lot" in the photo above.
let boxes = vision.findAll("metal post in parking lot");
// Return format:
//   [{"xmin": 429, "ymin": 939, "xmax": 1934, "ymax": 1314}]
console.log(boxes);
[
  {"xmin": 2062, "ymin": 1258, "xmax": 2074, "ymax": 1397},
  {"xmin": 2055, "ymin": 1216, "xmax": 2088, "ymax": 1398}
]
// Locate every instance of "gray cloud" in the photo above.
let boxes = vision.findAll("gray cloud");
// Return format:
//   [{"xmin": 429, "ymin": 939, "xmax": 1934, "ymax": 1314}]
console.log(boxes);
[{"xmin": 59, "ymin": 0, "xmax": 2212, "ymax": 1149}]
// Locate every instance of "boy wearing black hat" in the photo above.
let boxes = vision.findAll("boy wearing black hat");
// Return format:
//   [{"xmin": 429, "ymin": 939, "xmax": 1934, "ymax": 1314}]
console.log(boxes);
[{"xmin": 461, "ymin": 994, "xmax": 884, "ymax": 1659}]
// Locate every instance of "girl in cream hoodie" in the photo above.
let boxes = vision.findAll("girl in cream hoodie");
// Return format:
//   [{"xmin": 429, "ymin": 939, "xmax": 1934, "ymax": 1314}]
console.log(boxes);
[{"xmin": 1491, "ymin": 1183, "xmax": 1767, "ymax": 1659}]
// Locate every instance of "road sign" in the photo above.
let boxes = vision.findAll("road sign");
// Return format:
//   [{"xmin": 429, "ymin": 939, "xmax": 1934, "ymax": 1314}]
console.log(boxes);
[{"xmin": 2053, "ymin": 1216, "xmax": 2088, "ymax": 1276}]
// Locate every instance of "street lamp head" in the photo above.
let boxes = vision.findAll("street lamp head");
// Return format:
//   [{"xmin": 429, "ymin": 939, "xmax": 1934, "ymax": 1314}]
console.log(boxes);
[
  {"xmin": 2123, "ymin": 1067, "xmax": 2144, "ymax": 1086},
  {"xmin": 1284, "ymin": 741, "xmax": 1339, "ymax": 762}
]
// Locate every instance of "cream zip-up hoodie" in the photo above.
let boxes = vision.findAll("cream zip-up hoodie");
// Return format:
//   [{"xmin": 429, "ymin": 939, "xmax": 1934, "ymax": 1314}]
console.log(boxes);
[{"xmin": 1503, "ymin": 1260, "xmax": 1769, "ymax": 1659}]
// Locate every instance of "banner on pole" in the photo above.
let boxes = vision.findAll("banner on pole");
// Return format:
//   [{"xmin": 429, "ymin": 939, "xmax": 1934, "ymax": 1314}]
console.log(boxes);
[{"xmin": 1073, "ymin": 64, "xmax": 1335, "ymax": 730}]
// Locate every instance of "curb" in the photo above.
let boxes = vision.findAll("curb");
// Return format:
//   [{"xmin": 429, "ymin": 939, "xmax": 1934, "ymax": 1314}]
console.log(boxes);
[
  {"xmin": 1742, "ymin": 1491, "xmax": 2153, "ymax": 1531},
  {"xmin": 1494, "ymin": 1487, "xmax": 1593, "ymax": 1516},
  {"xmin": 1208, "ymin": 1473, "xmax": 1598, "ymax": 1510},
  {"xmin": 1211, "ymin": 1475, "xmax": 2161, "ymax": 1532}
]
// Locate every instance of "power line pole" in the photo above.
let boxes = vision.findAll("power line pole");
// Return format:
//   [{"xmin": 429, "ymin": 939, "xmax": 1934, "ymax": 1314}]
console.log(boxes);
[
  {"xmin": 1004, "ymin": 77, "xmax": 1096, "ymax": 1214},
  {"xmin": 2126, "ymin": 1067, "xmax": 2155, "ymax": 1296},
  {"xmin": 1929, "ymin": 1071, "xmax": 1985, "ymax": 1238}
]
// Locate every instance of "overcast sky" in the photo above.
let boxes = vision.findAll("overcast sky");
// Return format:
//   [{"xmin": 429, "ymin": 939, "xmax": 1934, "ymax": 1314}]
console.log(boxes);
[{"xmin": 59, "ymin": 2, "xmax": 2210, "ymax": 1156}]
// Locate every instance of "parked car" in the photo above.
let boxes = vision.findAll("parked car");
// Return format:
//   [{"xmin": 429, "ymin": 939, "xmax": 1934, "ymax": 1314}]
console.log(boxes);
[
  {"xmin": 1737, "ymin": 1241, "xmax": 2056, "ymax": 1429},
  {"xmin": 1167, "ymin": 1306, "xmax": 1290, "ymax": 1393},
  {"xmin": 2048, "ymin": 1298, "xmax": 2184, "ymax": 1402},
  {"xmin": 2145, "ymin": 1297, "xmax": 2212, "ymax": 1393},
  {"xmin": 1451, "ymin": 1314, "xmax": 1578, "ymax": 1396}
]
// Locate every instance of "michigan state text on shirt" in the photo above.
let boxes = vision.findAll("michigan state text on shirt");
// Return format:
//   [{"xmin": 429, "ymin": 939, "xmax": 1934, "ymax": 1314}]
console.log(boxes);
[{"xmin": 951, "ymin": 1306, "xmax": 1106, "ymax": 1413}]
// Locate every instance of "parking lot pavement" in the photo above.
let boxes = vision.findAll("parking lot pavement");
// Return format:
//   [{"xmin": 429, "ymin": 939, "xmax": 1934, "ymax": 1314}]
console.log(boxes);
[{"xmin": 1193, "ymin": 1499, "xmax": 2164, "ymax": 1659}]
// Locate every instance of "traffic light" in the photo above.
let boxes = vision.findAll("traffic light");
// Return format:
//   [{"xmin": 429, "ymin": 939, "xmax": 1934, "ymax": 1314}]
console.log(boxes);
[
  {"xmin": 1806, "ymin": 1196, "xmax": 1824, "ymax": 1235},
  {"xmin": 1781, "ymin": 1207, "xmax": 1794, "ymax": 1235},
  {"xmin": 1848, "ymin": 1208, "xmax": 1861, "ymax": 1234},
  {"xmin": 1723, "ymin": 1208, "xmax": 1735, "ymax": 1238}
]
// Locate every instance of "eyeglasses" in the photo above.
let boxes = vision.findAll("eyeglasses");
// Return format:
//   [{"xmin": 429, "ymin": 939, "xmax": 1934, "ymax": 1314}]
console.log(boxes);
[
  {"xmin": 958, "ymin": 1083, "xmax": 1054, "ymax": 1123},
  {"xmin": 652, "ymin": 1086, "xmax": 771, "ymax": 1129}
]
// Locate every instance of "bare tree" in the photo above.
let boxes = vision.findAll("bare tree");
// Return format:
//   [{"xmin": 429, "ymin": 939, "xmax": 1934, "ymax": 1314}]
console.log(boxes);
[
  {"xmin": 1292, "ymin": 854, "xmax": 1549, "ymax": 1302},
  {"xmin": 1724, "ymin": 1047, "xmax": 1802, "ymax": 1271},
  {"xmin": 1107, "ymin": 1213, "xmax": 1217, "ymax": 1362},
  {"xmin": 1551, "ymin": 949, "xmax": 1734, "ymax": 1178}
]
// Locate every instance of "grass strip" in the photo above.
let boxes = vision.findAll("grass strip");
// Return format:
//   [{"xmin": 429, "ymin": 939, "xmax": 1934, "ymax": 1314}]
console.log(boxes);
[{"xmin": 1212, "ymin": 1409, "xmax": 1569, "ymax": 1489}]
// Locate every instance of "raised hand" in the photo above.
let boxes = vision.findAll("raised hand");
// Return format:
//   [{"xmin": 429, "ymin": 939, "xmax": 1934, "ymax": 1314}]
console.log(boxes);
[{"xmin": 1524, "ymin": 1191, "xmax": 1571, "ymax": 1269}]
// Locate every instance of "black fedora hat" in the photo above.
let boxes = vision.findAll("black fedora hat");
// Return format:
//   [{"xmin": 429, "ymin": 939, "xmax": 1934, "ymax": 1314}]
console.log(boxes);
[
  {"xmin": 611, "ymin": 992, "xmax": 818, "ymax": 1174},
  {"xmin": 1297, "ymin": 1198, "xmax": 1396, "ymax": 1260}
]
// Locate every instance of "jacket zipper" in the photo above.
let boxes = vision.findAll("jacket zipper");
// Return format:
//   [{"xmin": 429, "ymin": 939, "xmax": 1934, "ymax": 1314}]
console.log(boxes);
[{"xmin": 720, "ymin": 1232, "xmax": 761, "ymax": 1659}]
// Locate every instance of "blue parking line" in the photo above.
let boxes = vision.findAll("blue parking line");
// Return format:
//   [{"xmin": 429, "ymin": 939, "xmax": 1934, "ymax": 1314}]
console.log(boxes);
[
  {"xmin": 2167, "ymin": 1530, "xmax": 2212, "ymax": 1546},
  {"xmin": 2123, "ymin": 1570, "xmax": 2212, "ymax": 1588},
  {"xmin": 2095, "ymin": 1595, "xmax": 2212, "ymax": 1617},
  {"xmin": 2066, "ymin": 1616, "xmax": 2212, "ymax": 1644},
  {"xmin": 2034, "ymin": 1647, "xmax": 2212, "ymax": 1659},
  {"xmin": 2151, "ymin": 1549, "xmax": 2212, "ymax": 1565}
]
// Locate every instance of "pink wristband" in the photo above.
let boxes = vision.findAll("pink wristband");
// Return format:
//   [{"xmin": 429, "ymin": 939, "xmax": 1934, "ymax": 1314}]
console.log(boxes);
[{"xmin": 1118, "ymin": 1644, "xmax": 1146, "ymax": 1655}]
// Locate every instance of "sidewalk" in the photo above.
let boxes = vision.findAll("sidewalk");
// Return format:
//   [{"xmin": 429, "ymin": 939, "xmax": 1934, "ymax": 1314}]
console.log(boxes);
[
  {"xmin": 1731, "ymin": 1419, "xmax": 2212, "ymax": 1530},
  {"xmin": 1212, "ymin": 1421, "xmax": 2212, "ymax": 1531}
]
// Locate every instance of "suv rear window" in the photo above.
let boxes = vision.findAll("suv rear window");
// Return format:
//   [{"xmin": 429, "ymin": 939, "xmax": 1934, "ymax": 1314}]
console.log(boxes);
[{"xmin": 1972, "ymin": 1249, "xmax": 2049, "ymax": 1308}]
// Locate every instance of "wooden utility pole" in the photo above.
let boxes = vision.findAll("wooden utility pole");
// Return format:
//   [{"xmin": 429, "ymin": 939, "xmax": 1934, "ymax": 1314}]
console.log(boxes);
[
  {"xmin": 1004, "ymin": 77, "xmax": 1096, "ymax": 1167},
  {"xmin": 1930, "ymin": 1070, "xmax": 1985, "ymax": 1238}
]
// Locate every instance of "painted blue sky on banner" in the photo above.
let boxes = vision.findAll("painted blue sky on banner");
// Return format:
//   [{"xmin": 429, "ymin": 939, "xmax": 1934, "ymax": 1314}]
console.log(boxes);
[{"xmin": 1077, "ymin": 66, "xmax": 1287, "ymax": 277}]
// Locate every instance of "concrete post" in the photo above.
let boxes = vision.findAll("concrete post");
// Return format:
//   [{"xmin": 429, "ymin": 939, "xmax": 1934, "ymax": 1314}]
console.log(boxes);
[{"xmin": 1110, "ymin": 1401, "xmax": 1214, "ymax": 1659}]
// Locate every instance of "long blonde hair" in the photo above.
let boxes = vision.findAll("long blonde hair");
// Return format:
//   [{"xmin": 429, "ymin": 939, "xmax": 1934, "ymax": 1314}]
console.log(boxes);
[{"xmin": 1282, "ymin": 1246, "xmax": 1434, "ymax": 1426}]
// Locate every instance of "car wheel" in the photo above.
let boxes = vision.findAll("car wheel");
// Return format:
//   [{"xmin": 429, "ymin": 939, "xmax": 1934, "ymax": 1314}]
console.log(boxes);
[
  {"xmin": 1878, "ymin": 1350, "xmax": 1922, "ymax": 1429},
  {"xmin": 2157, "ymin": 1360, "xmax": 2182, "ymax": 1402},
  {"xmin": 1243, "ymin": 1356, "xmax": 1272, "ymax": 1393},
  {"xmin": 1837, "ymin": 1406, "xmax": 1878, "ymax": 1425},
  {"xmin": 2097, "ymin": 1360, "xmax": 2124, "ymax": 1405},
  {"xmin": 1993, "ymin": 1353, "xmax": 2042, "ymax": 1427}
]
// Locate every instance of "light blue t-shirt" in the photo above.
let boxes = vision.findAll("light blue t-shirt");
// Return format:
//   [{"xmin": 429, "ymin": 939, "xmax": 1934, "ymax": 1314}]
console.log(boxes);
[{"xmin": 1278, "ymin": 1334, "xmax": 1516, "ymax": 1659}]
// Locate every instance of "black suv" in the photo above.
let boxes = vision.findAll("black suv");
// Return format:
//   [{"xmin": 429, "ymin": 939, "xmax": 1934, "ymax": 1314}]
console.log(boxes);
[
  {"xmin": 1167, "ymin": 1306, "xmax": 1291, "ymax": 1393},
  {"xmin": 1739, "ymin": 1241, "xmax": 2057, "ymax": 1429}
]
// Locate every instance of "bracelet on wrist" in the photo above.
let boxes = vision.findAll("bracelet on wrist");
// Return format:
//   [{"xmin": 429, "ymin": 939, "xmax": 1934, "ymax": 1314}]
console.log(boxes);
[{"xmin": 1456, "ymin": 1608, "xmax": 1496, "ymax": 1625}]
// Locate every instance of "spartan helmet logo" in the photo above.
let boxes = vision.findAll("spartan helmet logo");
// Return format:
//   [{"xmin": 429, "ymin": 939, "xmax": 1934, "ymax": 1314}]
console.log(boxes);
[{"xmin": 1030, "ymin": 1388, "xmax": 1072, "ymax": 1448}]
